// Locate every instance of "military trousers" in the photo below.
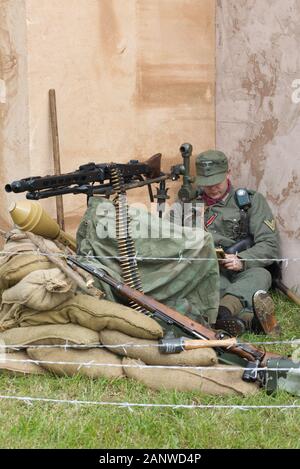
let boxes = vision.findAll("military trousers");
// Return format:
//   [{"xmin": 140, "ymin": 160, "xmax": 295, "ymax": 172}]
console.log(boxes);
[{"xmin": 220, "ymin": 267, "xmax": 272, "ymax": 312}]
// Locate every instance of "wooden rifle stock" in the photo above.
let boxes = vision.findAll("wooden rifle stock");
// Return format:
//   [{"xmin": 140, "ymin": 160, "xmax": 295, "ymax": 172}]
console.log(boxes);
[
  {"xmin": 67, "ymin": 256, "xmax": 281, "ymax": 365},
  {"xmin": 273, "ymin": 279, "xmax": 300, "ymax": 307}
]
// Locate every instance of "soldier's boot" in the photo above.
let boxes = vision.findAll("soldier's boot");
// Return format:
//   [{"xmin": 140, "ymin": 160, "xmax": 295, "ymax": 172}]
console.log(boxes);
[
  {"xmin": 215, "ymin": 307, "xmax": 246, "ymax": 336},
  {"xmin": 214, "ymin": 295, "xmax": 246, "ymax": 337},
  {"xmin": 252, "ymin": 290, "xmax": 281, "ymax": 337}
]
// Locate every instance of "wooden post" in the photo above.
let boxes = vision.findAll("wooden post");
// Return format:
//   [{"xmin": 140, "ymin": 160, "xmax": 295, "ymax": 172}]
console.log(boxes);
[{"xmin": 49, "ymin": 89, "xmax": 65, "ymax": 231}]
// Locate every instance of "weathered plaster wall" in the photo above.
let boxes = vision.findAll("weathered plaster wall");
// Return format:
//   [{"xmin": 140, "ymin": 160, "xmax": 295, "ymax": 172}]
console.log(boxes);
[
  {"xmin": 0, "ymin": 0, "xmax": 215, "ymax": 235},
  {"xmin": 216, "ymin": 0, "xmax": 300, "ymax": 290},
  {"xmin": 0, "ymin": 0, "xmax": 29, "ymax": 238}
]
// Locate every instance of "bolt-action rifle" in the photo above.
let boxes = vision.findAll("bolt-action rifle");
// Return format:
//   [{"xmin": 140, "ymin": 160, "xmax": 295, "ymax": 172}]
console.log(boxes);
[{"xmin": 66, "ymin": 255, "xmax": 291, "ymax": 388}]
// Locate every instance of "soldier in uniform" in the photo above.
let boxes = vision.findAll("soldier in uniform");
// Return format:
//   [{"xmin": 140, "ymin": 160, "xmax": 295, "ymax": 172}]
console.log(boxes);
[{"xmin": 194, "ymin": 150, "xmax": 281, "ymax": 336}]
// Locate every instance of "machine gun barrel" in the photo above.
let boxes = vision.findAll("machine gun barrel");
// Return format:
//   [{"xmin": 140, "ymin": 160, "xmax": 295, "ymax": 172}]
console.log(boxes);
[
  {"xmin": 5, "ymin": 154, "xmax": 162, "ymax": 199},
  {"xmin": 24, "ymin": 175, "xmax": 170, "ymax": 200}
]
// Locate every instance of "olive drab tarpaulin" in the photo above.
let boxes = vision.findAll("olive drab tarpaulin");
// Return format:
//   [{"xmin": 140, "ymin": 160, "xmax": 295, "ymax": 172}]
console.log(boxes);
[{"xmin": 77, "ymin": 197, "xmax": 220, "ymax": 324}]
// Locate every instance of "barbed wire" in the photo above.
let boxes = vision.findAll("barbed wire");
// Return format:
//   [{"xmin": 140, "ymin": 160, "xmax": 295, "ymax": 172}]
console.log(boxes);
[
  {"xmin": 1, "ymin": 356, "xmax": 300, "ymax": 372},
  {"xmin": 1, "ymin": 241, "xmax": 300, "ymax": 410},
  {"xmin": 0, "ymin": 337, "xmax": 300, "ymax": 351},
  {"xmin": 1, "ymin": 250, "xmax": 300, "ymax": 263},
  {"xmin": 0, "ymin": 394, "xmax": 299, "ymax": 410}
]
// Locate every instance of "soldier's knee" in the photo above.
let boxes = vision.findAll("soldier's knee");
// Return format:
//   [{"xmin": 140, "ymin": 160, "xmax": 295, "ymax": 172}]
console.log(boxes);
[{"xmin": 246, "ymin": 267, "xmax": 272, "ymax": 288}]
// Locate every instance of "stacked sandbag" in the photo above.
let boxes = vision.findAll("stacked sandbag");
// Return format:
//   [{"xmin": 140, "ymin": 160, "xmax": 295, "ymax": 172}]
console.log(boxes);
[
  {"xmin": 99, "ymin": 329, "xmax": 259, "ymax": 396},
  {"xmin": 0, "ymin": 230, "xmax": 60, "ymax": 264},
  {"xmin": 99, "ymin": 329, "xmax": 218, "ymax": 367},
  {"xmin": 1, "ymin": 268, "xmax": 74, "ymax": 311},
  {"xmin": 0, "ymin": 230, "xmax": 163, "ymax": 379},
  {"xmin": 0, "ymin": 323, "xmax": 100, "ymax": 349},
  {"xmin": 122, "ymin": 358, "xmax": 259, "ymax": 396},
  {"xmin": 0, "ymin": 294, "xmax": 163, "ymax": 339},
  {"xmin": 0, "ymin": 230, "xmax": 61, "ymax": 291},
  {"xmin": 0, "ymin": 293, "xmax": 163, "ymax": 379},
  {"xmin": 0, "ymin": 230, "xmax": 74, "ymax": 306},
  {"xmin": 0, "ymin": 323, "xmax": 124, "ymax": 379},
  {"xmin": 0, "ymin": 311, "xmax": 259, "ymax": 395},
  {"xmin": 0, "ymin": 254, "xmax": 53, "ymax": 290},
  {"xmin": 0, "ymin": 231, "xmax": 100, "ymax": 377},
  {"xmin": 26, "ymin": 347, "xmax": 124, "ymax": 379},
  {"xmin": 0, "ymin": 351, "xmax": 46, "ymax": 375},
  {"xmin": 0, "ymin": 230, "xmax": 258, "ymax": 395}
]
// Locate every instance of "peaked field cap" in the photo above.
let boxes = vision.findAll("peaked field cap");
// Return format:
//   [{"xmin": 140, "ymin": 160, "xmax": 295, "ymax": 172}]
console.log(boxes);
[{"xmin": 195, "ymin": 149, "xmax": 228, "ymax": 186}]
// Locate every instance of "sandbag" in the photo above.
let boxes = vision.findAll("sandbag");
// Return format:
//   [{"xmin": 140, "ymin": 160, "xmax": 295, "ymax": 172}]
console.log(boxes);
[
  {"xmin": 0, "ymin": 254, "xmax": 53, "ymax": 290},
  {"xmin": 122, "ymin": 358, "xmax": 259, "ymax": 396},
  {"xmin": 27, "ymin": 347, "xmax": 124, "ymax": 379},
  {"xmin": 100, "ymin": 329, "xmax": 218, "ymax": 366},
  {"xmin": 2, "ymin": 268, "xmax": 74, "ymax": 311},
  {"xmin": 1, "ymin": 294, "xmax": 163, "ymax": 339},
  {"xmin": 0, "ymin": 323, "xmax": 100, "ymax": 351},
  {"xmin": 0, "ymin": 303, "xmax": 24, "ymax": 331},
  {"xmin": 0, "ymin": 240, "xmax": 39, "ymax": 265},
  {"xmin": 0, "ymin": 350, "xmax": 46, "ymax": 375},
  {"xmin": 0, "ymin": 231, "xmax": 61, "ymax": 265}
]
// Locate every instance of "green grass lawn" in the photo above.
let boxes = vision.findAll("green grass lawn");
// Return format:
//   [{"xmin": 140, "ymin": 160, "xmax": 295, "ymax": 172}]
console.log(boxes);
[{"xmin": 0, "ymin": 291, "xmax": 300, "ymax": 449}]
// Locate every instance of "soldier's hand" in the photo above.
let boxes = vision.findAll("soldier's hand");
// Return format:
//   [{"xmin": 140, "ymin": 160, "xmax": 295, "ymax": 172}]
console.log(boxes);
[{"xmin": 221, "ymin": 253, "xmax": 244, "ymax": 272}]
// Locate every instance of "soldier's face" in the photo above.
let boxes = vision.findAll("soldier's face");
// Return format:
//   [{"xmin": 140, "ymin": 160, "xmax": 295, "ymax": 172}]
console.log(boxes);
[{"xmin": 202, "ymin": 173, "xmax": 229, "ymax": 199}]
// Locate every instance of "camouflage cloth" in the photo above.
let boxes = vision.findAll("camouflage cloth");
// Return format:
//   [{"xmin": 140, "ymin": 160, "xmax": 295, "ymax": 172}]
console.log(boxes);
[{"xmin": 76, "ymin": 196, "xmax": 220, "ymax": 325}]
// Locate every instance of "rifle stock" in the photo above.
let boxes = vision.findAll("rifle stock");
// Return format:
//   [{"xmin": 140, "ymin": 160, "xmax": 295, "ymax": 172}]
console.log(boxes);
[{"xmin": 273, "ymin": 279, "xmax": 300, "ymax": 307}]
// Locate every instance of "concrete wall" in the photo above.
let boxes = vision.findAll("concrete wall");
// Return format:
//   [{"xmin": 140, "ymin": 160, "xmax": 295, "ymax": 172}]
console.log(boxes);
[
  {"xmin": 0, "ymin": 0, "xmax": 215, "ymax": 235},
  {"xmin": 216, "ymin": 0, "xmax": 300, "ymax": 290}
]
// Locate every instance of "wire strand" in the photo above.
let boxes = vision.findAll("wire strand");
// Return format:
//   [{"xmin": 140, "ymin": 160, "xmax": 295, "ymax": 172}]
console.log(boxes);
[{"xmin": 0, "ymin": 394, "xmax": 299, "ymax": 410}]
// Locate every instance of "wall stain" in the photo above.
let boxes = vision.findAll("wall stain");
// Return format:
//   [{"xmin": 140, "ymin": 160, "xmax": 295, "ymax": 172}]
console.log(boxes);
[
  {"xmin": 98, "ymin": 0, "xmax": 122, "ymax": 72},
  {"xmin": 282, "ymin": 173, "xmax": 300, "ymax": 198},
  {"xmin": 216, "ymin": 0, "xmax": 300, "ymax": 285},
  {"xmin": 237, "ymin": 117, "xmax": 279, "ymax": 187},
  {"xmin": 266, "ymin": 173, "xmax": 300, "ymax": 239},
  {"xmin": 0, "ymin": 4, "xmax": 18, "ymax": 181},
  {"xmin": 242, "ymin": 53, "xmax": 278, "ymax": 109},
  {"xmin": 276, "ymin": 214, "xmax": 300, "ymax": 240},
  {"xmin": 0, "ymin": 0, "xmax": 20, "ymax": 232},
  {"xmin": 136, "ymin": 63, "xmax": 214, "ymax": 108},
  {"xmin": 135, "ymin": 0, "xmax": 215, "ymax": 109}
]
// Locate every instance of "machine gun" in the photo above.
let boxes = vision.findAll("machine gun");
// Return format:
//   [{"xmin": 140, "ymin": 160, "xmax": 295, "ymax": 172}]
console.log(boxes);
[
  {"xmin": 5, "ymin": 154, "xmax": 167, "ymax": 203},
  {"xmin": 5, "ymin": 144, "xmax": 197, "ymax": 210}
]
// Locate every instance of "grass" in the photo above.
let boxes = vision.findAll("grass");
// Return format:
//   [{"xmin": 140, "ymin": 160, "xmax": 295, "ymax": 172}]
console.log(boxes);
[{"xmin": 0, "ymin": 291, "xmax": 300, "ymax": 449}]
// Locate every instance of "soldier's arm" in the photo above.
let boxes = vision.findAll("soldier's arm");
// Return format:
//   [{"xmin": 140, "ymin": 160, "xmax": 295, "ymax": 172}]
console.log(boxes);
[{"xmin": 237, "ymin": 192, "xmax": 280, "ymax": 269}]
